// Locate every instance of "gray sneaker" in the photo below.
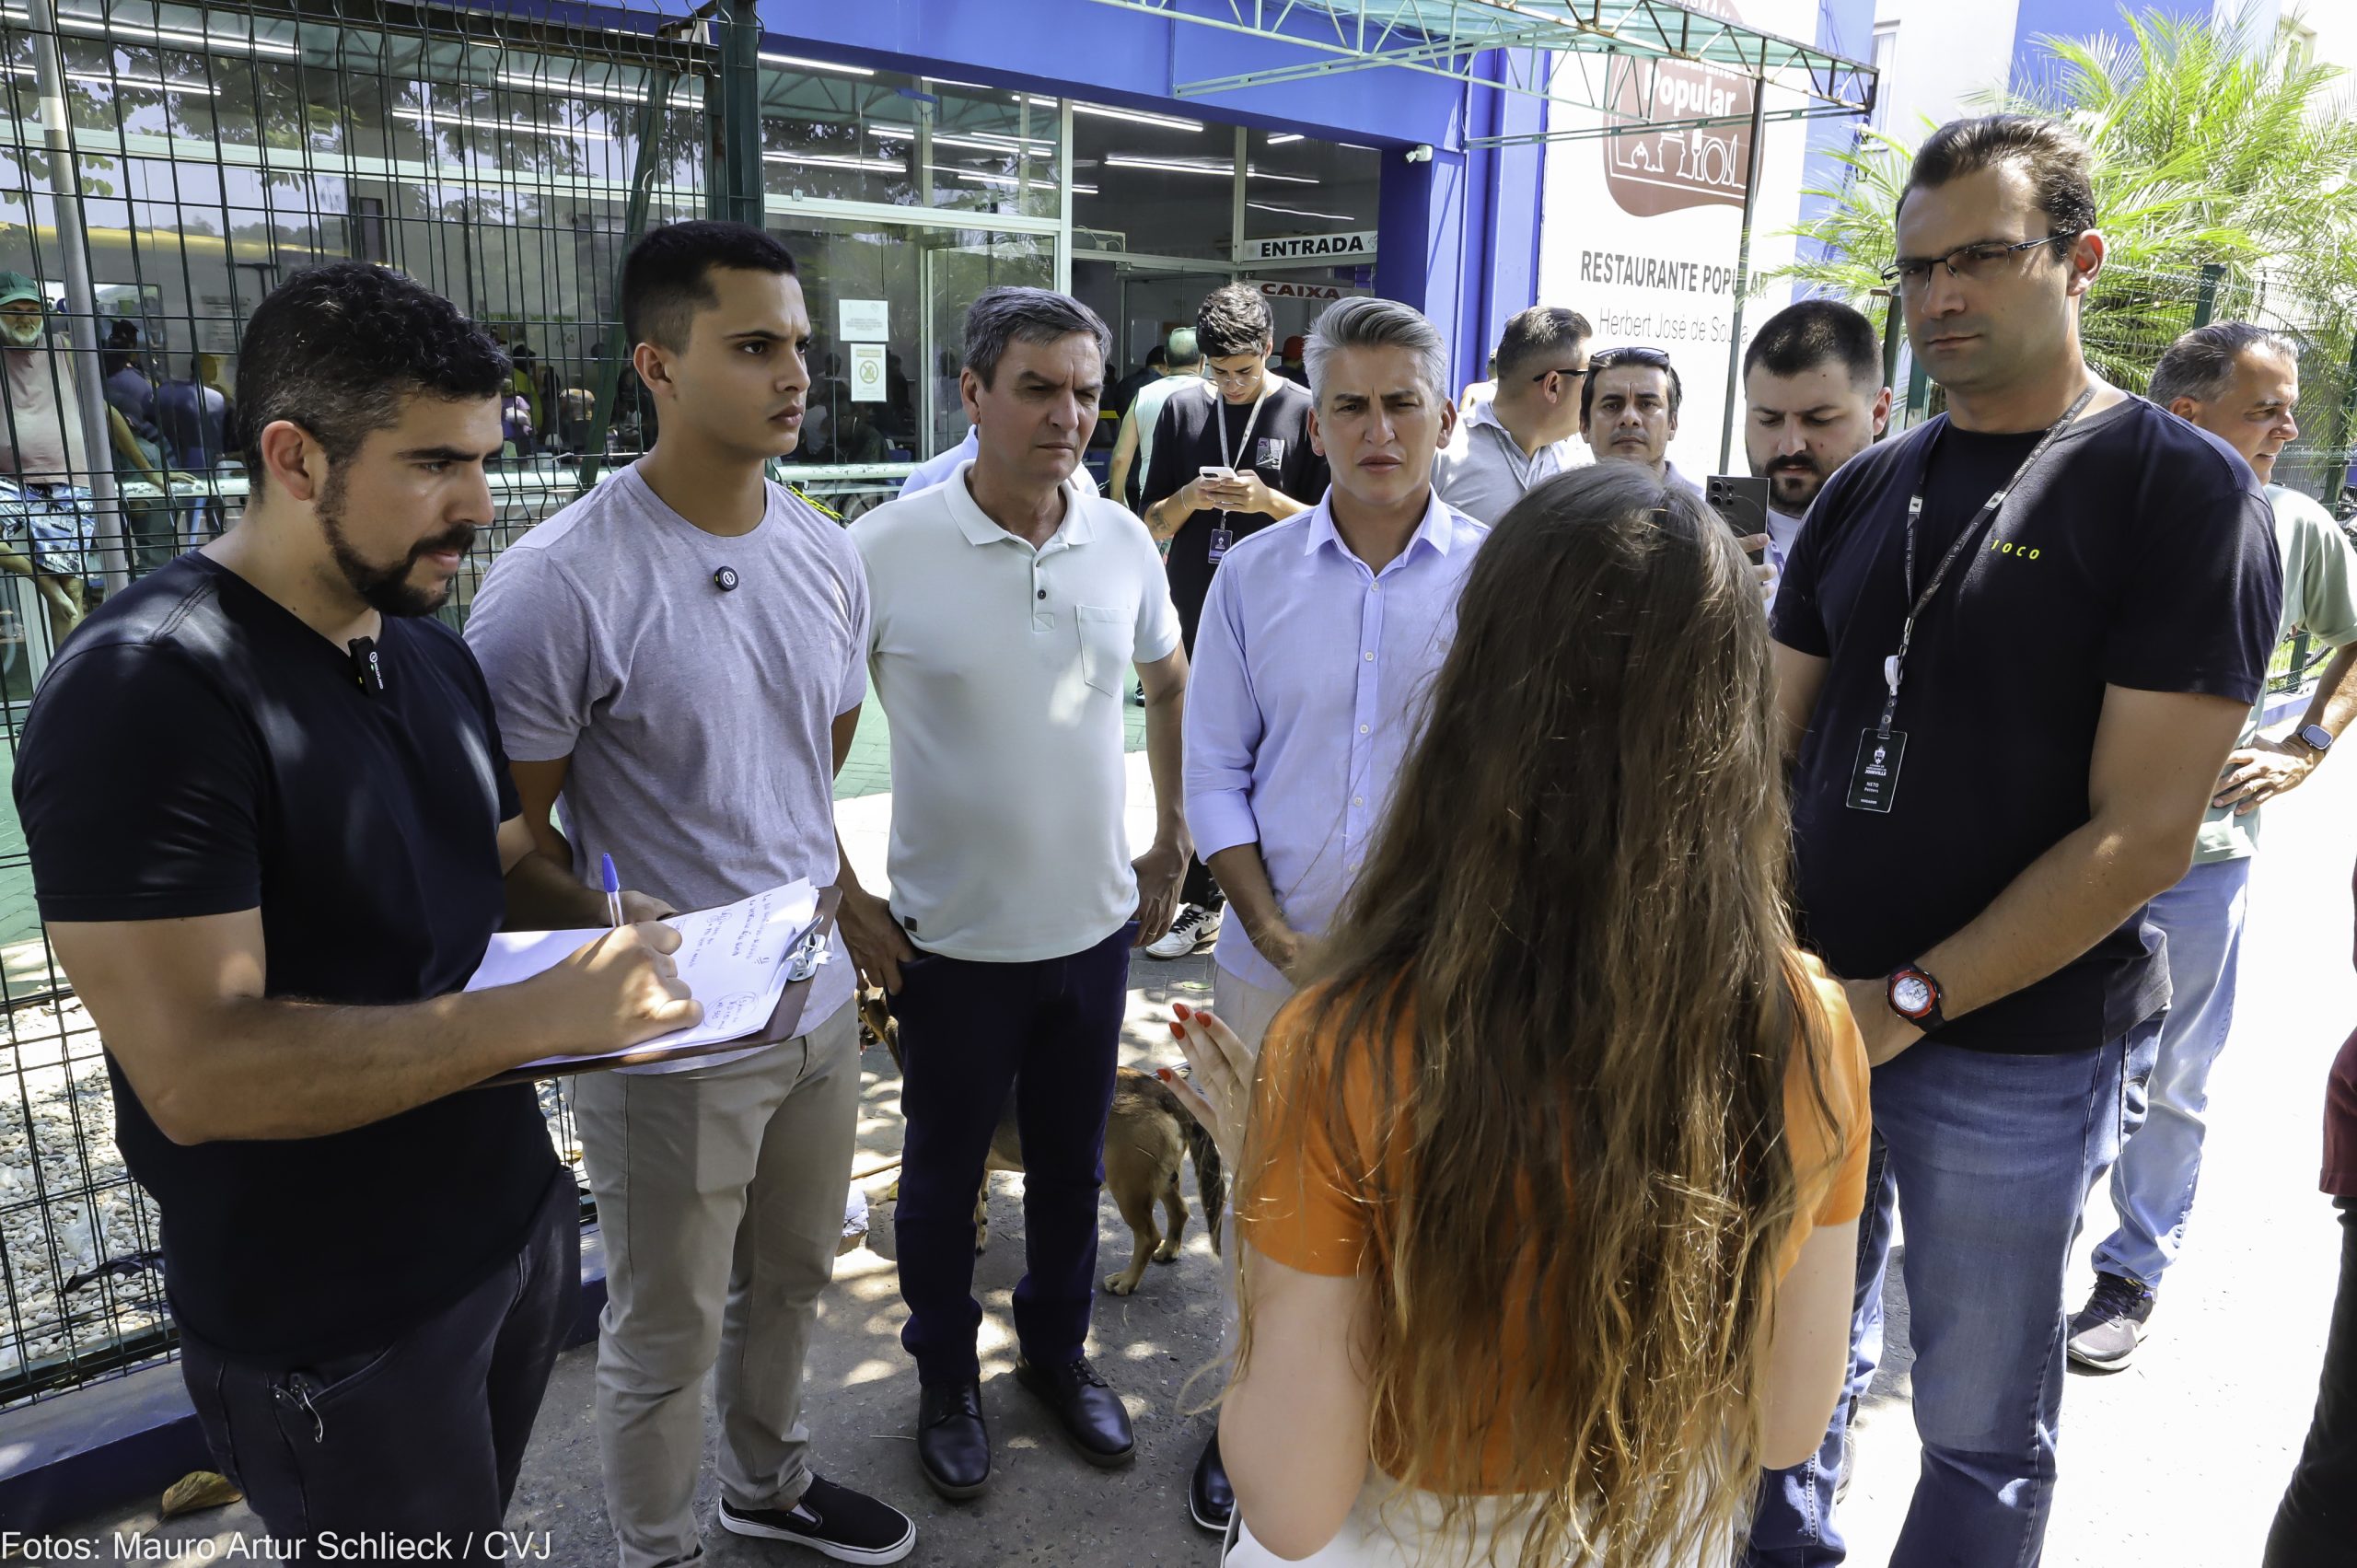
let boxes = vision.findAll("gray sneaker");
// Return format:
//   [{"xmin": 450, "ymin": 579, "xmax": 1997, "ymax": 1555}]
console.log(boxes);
[{"xmin": 2066, "ymin": 1271, "xmax": 2154, "ymax": 1371}]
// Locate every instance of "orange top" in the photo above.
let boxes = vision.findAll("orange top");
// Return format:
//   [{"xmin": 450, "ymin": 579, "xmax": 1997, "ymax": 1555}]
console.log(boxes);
[{"xmin": 1237, "ymin": 956, "xmax": 1874, "ymax": 1494}]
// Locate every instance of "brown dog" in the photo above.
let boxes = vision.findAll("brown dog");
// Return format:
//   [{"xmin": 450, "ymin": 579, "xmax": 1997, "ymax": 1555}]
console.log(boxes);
[{"xmin": 858, "ymin": 987, "xmax": 1225, "ymax": 1295}]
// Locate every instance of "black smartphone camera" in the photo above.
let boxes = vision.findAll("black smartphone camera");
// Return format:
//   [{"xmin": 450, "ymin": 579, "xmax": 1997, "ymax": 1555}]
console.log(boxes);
[{"xmin": 1705, "ymin": 474, "xmax": 1771, "ymax": 566}]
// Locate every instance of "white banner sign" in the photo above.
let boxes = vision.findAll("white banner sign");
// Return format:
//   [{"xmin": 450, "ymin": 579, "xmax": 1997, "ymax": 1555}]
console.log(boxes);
[
  {"xmin": 1537, "ymin": 0, "xmax": 1817, "ymax": 477},
  {"xmin": 838, "ymin": 297, "xmax": 889, "ymax": 343},
  {"xmin": 1233, "ymin": 230, "xmax": 1377, "ymax": 265}
]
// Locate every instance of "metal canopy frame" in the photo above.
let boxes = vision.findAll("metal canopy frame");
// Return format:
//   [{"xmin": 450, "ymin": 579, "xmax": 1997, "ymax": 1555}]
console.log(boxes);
[{"xmin": 1079, "ymin": 0, "xmax": 1875, "ymax": 142}]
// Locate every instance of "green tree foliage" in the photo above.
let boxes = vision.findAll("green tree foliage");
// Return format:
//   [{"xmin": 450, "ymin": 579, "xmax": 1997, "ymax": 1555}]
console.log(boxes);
[{"xmin": 1771, "ymin": 6, "xmax": 2357, "ymax": 399}]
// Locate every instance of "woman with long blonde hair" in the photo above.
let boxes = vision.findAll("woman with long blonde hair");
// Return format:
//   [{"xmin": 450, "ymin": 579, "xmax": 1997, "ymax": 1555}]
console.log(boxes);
[{"xmin": 1169, "ymin": 463, "xmax": 1873, "ymax": 1567}]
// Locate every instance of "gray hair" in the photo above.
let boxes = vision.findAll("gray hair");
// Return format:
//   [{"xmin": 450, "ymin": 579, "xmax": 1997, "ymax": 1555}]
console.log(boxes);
[
  {"xmin": 963, "ymin": 286, "xmax": 1111, "ymax": 389},
  {"xmin": 1165, "ymin": 326, "xmax": 1202, "ymax": 368},
  {"xmin": 1305, "ymin": 296, "xmax": 1448, "ymax": 410},
  {"xmin": 2149, "ymin": 320, "xmax": 2299, "ymax": 409}
]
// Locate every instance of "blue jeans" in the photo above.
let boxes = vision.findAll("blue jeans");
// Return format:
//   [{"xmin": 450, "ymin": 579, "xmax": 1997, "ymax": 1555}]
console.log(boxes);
[
  {"xmin": 1747, "ymin": 1136, "xmax": 1896, "ymax": 1566},
  {"xmin": 1743, "ymin": 1018, "xmax": 2160, "ymax": 1568},
  {"xmin": 2091, "ymin": 856, "xmax": 2250, "ymax": 1288}
]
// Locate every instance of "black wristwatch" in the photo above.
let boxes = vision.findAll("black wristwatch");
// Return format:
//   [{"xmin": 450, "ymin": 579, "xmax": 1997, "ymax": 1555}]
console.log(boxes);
[
  {"xmin": 2293, "ymin": 723, "xmax": 2335, "ymax": 758},
  {"xmin": 1887, "ymin": 963, "xmax": 1947, "ymax": 1031}
]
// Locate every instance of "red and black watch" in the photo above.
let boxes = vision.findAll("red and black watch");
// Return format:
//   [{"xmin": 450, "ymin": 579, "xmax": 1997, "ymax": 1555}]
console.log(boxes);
[{"xmin": 1887, "ymin": 963, "xmax": 1947, "ymax": 1031}]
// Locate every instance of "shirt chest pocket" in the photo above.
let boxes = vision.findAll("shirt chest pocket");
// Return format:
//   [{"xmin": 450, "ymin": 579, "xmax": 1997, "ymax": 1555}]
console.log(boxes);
[{"xmin": 1075, "ymin": 603, "xmax": 1132, "ymax": 696}]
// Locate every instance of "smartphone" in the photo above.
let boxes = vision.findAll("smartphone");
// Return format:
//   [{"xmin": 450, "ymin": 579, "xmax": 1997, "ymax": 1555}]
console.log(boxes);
[
  {"xmin": 1706, "ymin": 474, "xmax": 1771, "ymax": 566},
  {"xmin": 1199, "ymin": 464, "xmax": 1238, "ymax": 483}
]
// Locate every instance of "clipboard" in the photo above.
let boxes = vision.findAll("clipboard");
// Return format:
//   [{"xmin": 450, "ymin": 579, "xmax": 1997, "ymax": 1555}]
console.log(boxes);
[{"xmin": 479, "ymin": 888, "xmax": 842, "ymax": 1087}]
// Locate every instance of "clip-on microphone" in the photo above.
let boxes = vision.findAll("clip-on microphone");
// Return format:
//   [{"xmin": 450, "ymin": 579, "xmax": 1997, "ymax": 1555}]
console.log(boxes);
[{"xmin": 349, "ymin": 636, "xmax": 386, "ymax": 698}]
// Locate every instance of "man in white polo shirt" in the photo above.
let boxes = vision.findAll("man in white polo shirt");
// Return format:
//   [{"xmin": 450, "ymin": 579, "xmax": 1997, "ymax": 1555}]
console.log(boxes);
[{"xmin": 840, "ymin": 286, "xmax": 1190, "ymax": 1504}]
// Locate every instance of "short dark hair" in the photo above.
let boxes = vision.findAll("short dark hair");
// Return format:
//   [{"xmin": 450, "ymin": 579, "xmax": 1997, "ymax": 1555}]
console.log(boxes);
[
  {"xmin": 1493, "ymin": 306, "xmax": 1593, "ymax": 384},
  {"xmin": 1900, "ymin": 114, "xmax": 2096, "ymax": 243},
  {"xmin": 962, "ymin": 286, "xmax": 1110, "ymax": 389},
  {"xmin": 1197, "ymin": 283, "xmax": 1272, "ymax": 360},
  {"xmin": 2149, "ymin": 320, "xmax": 2300, "ymax": 410},
  {"xmin": 237, "ymin": 261, "xmax": 508, "ymax": 478},
  {"xmin": 1743, "ymin": 299, "xmax": 1882, "ymax": 387},
  {"xmin": 1144, "ymin": 343, "xmax": 1168, "ymax": 368},
  {"xmin": 1580, "ymin": 346, "xmax": 1682, "ymax": 427},
  {"xmin": 621, "ymin": 220, "xmax": 796, "ymax": 353}
]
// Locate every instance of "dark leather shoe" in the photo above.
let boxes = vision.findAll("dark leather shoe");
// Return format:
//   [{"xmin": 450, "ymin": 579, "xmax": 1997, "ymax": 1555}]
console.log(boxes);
[
  {"xmin": 1190, "ymin": 1431, "xmax": 1233, "ymax": 1531},
  {"xmin": 915, "ymin": 1381, "xmax": 990, "ymax": 1500},
  {"xmin": 1015, "ymin": 1354, "xmax": 1135, "ymax": 1469}
]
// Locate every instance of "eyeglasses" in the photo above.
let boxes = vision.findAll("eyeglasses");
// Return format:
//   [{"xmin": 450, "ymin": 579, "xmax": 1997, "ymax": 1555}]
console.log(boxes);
[
  {"xmin": 1530, "ymin": 365, "xmax": 1592, "ymax": 384},
  {"xmin": 1587, "ymin": 346, "xmax": 1672, "ymax": 371},
  {"xmin": 1206, "ymin": 361, "xmax": 1265, "ymax": 385},
  {"xmin": 1878, "ymin": 233, "xmax": 2080, "ymax": 293}
]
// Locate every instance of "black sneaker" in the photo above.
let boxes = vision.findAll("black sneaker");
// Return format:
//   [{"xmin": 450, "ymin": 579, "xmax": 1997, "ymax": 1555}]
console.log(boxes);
[
  {"xmin": 2065, "ymin": 1271, "xmax": 2154, "ymax": 1372},
  {"xmin": 719, "ymin": 1477, "xmax": 916, "ymax": 1565}
]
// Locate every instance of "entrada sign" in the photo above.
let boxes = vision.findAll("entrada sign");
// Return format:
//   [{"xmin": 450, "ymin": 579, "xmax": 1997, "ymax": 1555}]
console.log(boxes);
[{"xmin": 1232, "ymin": 230, "xmax": 1377, "ymax": 264}]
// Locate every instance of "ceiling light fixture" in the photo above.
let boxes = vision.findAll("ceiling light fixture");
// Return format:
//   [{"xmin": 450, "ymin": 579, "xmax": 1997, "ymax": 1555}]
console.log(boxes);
[
  {"xmin": 760, "ymin": 52, "xmax": 874, "ymax": 76},
  {"xmin": 764, "ymin": 150, "xmax": 903, "ymax": 173},
  {"xmin": 1073, "ymin": 103, "xmax": 1201, "ymax": 132}
]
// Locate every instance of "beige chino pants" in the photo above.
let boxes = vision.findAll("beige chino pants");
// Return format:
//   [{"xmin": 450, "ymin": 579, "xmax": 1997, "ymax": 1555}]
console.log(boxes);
[{"xmin": 570, "ymin": 1005, "xmax": 863, "ymax": 1568}]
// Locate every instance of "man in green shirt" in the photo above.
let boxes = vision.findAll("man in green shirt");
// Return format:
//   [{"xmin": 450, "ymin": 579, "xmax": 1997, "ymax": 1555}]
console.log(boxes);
[{"xmin": 2069, "ymin": 321, "xmax": 2357, "ymax": 1368}]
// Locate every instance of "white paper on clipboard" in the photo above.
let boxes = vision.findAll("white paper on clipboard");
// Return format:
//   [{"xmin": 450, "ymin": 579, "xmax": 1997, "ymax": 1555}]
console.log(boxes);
[{"xmin": 469, "ymin": 879, "xmax": 820, "ymax": 1073}]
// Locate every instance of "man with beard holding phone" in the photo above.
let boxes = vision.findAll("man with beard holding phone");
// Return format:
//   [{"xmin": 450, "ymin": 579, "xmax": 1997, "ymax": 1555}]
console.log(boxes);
[{"xmin": 1743, "ymin": 301, "xmax": 1892, "ymax": 609}]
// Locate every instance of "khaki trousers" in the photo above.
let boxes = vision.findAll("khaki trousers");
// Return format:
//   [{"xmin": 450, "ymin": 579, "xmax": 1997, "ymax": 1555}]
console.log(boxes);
[
  {"xmin": 571, "ymin": 1005, "xmax": 863, "ymax": 1568},
  {"xmin": 1214, "ymin": 964, "xmax": 1296, "ymax": 1336}
]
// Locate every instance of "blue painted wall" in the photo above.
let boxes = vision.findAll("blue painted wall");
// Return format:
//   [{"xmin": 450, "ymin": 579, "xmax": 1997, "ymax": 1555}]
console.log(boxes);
[{"xmin": 1794, "ymin": 0, "xmax": 1880, "ymax": 283}]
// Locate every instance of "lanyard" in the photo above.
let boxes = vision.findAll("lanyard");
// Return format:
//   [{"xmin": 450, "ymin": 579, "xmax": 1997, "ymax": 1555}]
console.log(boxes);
[
  {"xmin": 1876, "ymin": 386, "xmax": 2094, "ymax": 738},
  {"xmin": 1211, "ymin": 379, "xmax": 1271, "ymax": 526}
]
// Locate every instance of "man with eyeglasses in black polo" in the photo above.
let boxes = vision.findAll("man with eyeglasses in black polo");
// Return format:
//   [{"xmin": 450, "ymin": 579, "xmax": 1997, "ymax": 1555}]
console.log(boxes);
[
  {"xmin": 1744, "ymin": 113, "xmax": 2281, "ymax": 1568},
  {"xmin": 1139, "ymin": 283, "xmax": 1328, "ymax": 961},
  {"xmin": 1433, "ymin": 305, "xmax": 1594, "ymax": 526},
  {"xmin": 1580, "ymin": 344, "xmax": 1703, "ymax": 495}
]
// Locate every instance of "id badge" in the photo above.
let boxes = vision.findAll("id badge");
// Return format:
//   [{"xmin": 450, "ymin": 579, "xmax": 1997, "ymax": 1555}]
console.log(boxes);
[
  {"xmin": 1206, "ymin": 525, "xmax": 1234, "ymax": 565},
  {"xmin": 1846, "ymin": 728, "xmax": 1906, "ymax": 813}
]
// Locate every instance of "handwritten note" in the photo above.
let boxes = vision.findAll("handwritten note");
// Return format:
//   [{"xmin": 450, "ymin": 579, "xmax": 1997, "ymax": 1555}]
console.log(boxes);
[{"xmin": 467, "ymin": 880, "xmax": 820, "ymax": 1072}]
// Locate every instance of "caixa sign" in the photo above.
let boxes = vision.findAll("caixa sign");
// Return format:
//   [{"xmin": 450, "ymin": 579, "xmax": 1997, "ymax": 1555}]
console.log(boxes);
[{"xmin": 1602, "ymin": 0, "xmax": 1758, "ymax": 216}]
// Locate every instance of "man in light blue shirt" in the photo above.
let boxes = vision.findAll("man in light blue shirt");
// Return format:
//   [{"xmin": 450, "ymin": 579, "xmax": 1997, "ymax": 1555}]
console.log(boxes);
[{"xmin": 1177, "ymin": 296, "xmax": 1484, "ymax": 1530}]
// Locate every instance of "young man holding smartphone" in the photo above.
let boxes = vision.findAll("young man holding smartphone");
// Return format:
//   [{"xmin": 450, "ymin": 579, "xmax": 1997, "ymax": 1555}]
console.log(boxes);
[{"xmin": 1137, "ymin": 283, "xmax": 1329, "ymax": 959}]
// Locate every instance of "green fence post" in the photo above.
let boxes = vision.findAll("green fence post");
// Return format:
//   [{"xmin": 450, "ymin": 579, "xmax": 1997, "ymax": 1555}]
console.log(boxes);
[
  {"xmin": 1906, "ymin": 354, "xmax": 1931, "ymax": 426},
  {"xmin": 2325, "ymin": 328, "xmax": 2357, "ymax": 518},
  {"xmin": 575, "ymin": 67, "xmax": 680, "ymax": 496},
  {"xmin": 2191, "ymin": 262, "xmax": 2224, "ymax": 330},
  {"xmin": 711, "ymin": 0, "xmax": 764, "ymax": 226},
  {"xmin": 1877, "ymin": 294, "xmax": 1905, "ymax": 433}
]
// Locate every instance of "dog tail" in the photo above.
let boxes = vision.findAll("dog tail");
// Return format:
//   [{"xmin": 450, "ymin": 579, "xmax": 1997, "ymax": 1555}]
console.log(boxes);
[{"xmin": 1183, "ymin": 1115, "xmax": 1227, "ymax": 1254}]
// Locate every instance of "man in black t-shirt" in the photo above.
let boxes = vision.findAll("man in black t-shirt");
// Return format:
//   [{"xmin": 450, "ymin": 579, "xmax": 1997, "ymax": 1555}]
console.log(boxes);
[
  {"xmin": 14, "ymin": 264, "xmax": 700, "ymax": 1558},
  {"xmin": 1744, "ymin": 118, "xmax": 2281, "ymax": 1568},
  {"xmin": 1139, "ymin": 284, "xmax": 1329, "ymax": 958}
]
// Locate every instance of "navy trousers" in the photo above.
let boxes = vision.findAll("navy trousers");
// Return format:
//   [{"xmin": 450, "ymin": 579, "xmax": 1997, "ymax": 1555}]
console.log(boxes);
[{"xmin": 892, "ymin": 922, "xmax": 1134, "ymax": 1388}]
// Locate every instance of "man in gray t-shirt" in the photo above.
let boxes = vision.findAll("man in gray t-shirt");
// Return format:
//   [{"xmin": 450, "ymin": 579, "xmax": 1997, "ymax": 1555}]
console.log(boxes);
[{"xmin": 466, "ymin": 223, "xmax": 915, "ymax": 1568}]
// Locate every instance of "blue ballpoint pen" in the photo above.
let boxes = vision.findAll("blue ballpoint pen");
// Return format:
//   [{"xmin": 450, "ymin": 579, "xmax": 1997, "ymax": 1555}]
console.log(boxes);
[{"xmin": 600, "ymin": 853, "xmax": 624, "ymax": 928}]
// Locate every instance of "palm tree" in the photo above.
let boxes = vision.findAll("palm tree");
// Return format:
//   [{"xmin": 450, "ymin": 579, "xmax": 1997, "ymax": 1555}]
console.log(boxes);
[{"xmin": 1771, "ymin": 5, "xmax": 2357, "ymax": 404}]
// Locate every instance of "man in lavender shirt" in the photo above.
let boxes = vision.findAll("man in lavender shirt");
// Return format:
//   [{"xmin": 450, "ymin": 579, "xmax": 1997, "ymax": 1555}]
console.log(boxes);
[{"xmin": 1178, "ymin": 295, "xmax": 1485, "ymax": 1534}]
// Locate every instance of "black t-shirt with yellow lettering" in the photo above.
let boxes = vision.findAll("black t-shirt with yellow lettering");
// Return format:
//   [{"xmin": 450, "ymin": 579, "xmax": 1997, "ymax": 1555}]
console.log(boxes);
[{"xmin": 1771, "ymin": 396, "xmax": 2282, "ymax": 1052}]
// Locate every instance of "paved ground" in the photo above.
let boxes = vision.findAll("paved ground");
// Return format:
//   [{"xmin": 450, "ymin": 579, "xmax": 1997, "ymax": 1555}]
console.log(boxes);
[{"xmin": 34, "ymin": 744, "xmax": 2357, "ymax": 1566}]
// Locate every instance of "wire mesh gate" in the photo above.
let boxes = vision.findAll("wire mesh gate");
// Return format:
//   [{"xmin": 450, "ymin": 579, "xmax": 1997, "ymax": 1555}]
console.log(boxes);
[{"xmin": 0, "ymin": 0, "xmax": 742, "ymax": 1408}]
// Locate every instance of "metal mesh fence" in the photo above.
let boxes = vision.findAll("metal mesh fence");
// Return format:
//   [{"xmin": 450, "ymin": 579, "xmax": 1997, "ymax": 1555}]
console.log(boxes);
[{"xmin": 0, "ymin": 0, "xmax": 725, "ymax": 1408}]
